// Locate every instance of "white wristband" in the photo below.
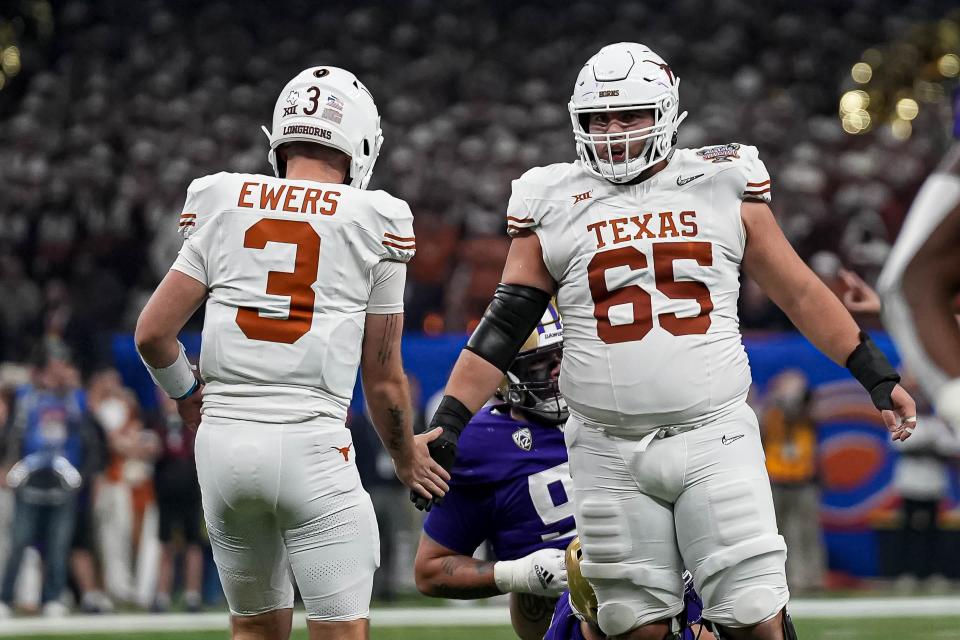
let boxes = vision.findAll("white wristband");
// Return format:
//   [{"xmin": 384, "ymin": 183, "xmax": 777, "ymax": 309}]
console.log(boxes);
[
  {"xmin": 493, "ymin": 559, "xmax": 520, "ymax": 594},
  {"xmin": 935, "ymin": 377, "xmax": 960, "ymax": 431},
  {"xmin": 141, "ymin": 341, "xmax": 198, "ymax": 399}
]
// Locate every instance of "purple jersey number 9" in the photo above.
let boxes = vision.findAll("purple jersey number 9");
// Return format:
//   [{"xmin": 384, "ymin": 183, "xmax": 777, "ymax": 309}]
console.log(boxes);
[{"xmin": 527, "ymin": 463, "xmax": 576, "ymax": 541}]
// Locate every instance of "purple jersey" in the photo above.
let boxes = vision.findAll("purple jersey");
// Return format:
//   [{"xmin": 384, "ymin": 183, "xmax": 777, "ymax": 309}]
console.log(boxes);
[
  {"xmin": 953, "ymin": 85, "xmax": 959, "ymax": 139},
  {"xmin": 422, "ymin": 406, "xmax": 575, "ymax": 560},
  {"xmin": 544, "ymin": 573, "xmax": 704, "ymax": 640}
]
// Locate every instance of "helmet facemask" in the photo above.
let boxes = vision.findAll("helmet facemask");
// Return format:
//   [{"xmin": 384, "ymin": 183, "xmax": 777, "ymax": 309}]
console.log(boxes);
[
  {"xmin": 570, "ymin": 90, "xmax": 686, "ymax": 184},
  {"xmin": 503, "ymin": 342, "xmax": 567, "ymax": 425}
]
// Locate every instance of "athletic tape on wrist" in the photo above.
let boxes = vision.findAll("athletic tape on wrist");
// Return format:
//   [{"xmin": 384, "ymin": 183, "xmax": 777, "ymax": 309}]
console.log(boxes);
[
  {"xmin": 429, "ymin": 395, "xmax": 473, "ymax": 438},
  {"xmin": 141, "ymin": 341, "xmax": 198, "ymax": 399}
]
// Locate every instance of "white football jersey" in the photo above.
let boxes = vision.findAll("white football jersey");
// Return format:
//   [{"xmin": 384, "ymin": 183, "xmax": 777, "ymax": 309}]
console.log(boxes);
[
  {"xmin": 507, "ymin": 144, "xmax": 772, "ymax": 433},
  {"xmin": 171, "ymin": 172, "xmax": 415, "ymax": 423}
]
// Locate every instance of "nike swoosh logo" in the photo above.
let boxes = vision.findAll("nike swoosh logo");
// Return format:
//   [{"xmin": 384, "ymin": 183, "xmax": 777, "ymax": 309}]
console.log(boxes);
[
  {"xmin": 721, "ymin": 434, "xmax": 744, "ymax": 445},
  {"xmin": 677, "ymin": 173, "xmax": 704, "ymax": 186}
]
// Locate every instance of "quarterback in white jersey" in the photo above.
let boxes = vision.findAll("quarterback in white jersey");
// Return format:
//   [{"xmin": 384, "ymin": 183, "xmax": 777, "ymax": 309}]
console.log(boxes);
[
  {"xmin": 415, "ymin": 44, "xmax": 917, "ymax": 640},
  {"xmin": 136, "ymin": 66, "xmax": 448, "ymax": 640}
]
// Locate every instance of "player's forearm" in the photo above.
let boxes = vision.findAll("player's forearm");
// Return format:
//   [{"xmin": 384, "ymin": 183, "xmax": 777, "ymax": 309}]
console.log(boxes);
[
  {"xmin": 364, "ymin": 375, "xmax": 416, "ymax": 460},
  {"xmin": 774, "ymin": 275, "xmax": 861, "ymax": 366},
  {"xmin": 444, "ymin": 350, "xmax": 506, "ymax": 414},
  {"xmin": 415, "ymin": 554, "xmax": 501, "ymax": 599},
  {"xmin": 134, "ymin": 320, "xmax": 182, "ymax": 368}
]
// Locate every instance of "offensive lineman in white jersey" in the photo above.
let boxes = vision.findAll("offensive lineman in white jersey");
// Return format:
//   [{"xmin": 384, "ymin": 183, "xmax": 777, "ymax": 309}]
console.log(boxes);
[
  {"xmin": 135, "ymin": 67, "xmax": 448, "ymax": 640},
  {"xmin": 412, "ymin": 43, "xmax": 917, "ymax": 640}
]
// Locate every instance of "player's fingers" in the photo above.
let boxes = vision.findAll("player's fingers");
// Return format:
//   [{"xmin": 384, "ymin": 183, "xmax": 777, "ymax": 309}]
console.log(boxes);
[
  {"xmin": 881, "ymin": 409, "xmax": 899, "ymax": 432},
  {"xmin": 429, "ymin": 460, "xmax": 451, "ymax": 482},
  {"xmin": 418, "ymin": 476, "xmax": 447, "ymax": 498},
  {"xmin": 838, "ymin": 268, "xmax": 864, "ymax": 288},
  {"xmin": 422, "ymin": 427, "xmax": 444, "ymax": 442},
  {"xmin": 423, "ymin": 471, "xmax": 449, "ymax": 493},
  {"xmin": 410, "ymin": 491, "xmax": 429, "ymax": 510},
  {"xmin": 411, "ymin": 481, "xmax": 432, "ymax": 500}
]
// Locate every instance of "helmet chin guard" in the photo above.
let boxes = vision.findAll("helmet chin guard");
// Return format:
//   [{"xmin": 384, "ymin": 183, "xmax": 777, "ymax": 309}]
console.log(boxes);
[
  {"xmin": 262, "ymin": 66, "xmax": 383, "ymax": 189},
  {"xmin": 569, "ymin": 42, "xmax": 687, "ymax": 184},
  {"xmin": 497, "ymin": 301, "xmax": 567, "ymax": 425}
]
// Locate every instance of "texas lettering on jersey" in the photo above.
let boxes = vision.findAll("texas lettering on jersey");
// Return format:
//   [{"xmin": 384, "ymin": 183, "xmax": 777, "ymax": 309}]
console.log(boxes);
[
  {"xmin": 587, "ymin": 210, "xmax": 698, "ymax": 249},
  {"xmin": 506, "ymin": 144, "xmax": 772, "ymax": 433}
]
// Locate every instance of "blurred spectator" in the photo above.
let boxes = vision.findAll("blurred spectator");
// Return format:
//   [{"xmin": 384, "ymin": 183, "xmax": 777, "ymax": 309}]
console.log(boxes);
[
  {"xmin": 68, "ymin": 372, "xmax": 113, "ymax": 615},
  {"xmin": 760, "ymin": 369, "xmax": 826, "ymax": 593},
  {"xmin": 0, "ymin": 341, "xmax": 100, "ymax": 617},
  {"xmin": 87, "ymin": 370, "xmax": 159, "ymax": 604},
  {"xmin": 150, "ymin": 392, "xmax": 203, "ymax": 613},
  {"xmin": 891, "ymin": 374, "xmax": 960, "ymax": 592}
]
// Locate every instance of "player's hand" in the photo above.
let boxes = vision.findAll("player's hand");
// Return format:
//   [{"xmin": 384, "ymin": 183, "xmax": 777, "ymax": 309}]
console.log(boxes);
[
  {"xmin": 839, "ymin": 268, "xmax": 882, "ymax": 315},
  {"xmin": 175, "ymin": 383, "xmax": 204, "ymax": 431},
  {"xmin": 494, "ymin": 548, "xmax": 568, "ymax": 597},
  {"xmin": 883, "ymin": 383, "xmax": 918, "ymax": 441},
  {"xmin": 396, "ymin": 428, "xmax": 451, "ymax": 503},
  {"xmin": 410, "ymin": 425, "xmax": 461, "ymax": 511}
]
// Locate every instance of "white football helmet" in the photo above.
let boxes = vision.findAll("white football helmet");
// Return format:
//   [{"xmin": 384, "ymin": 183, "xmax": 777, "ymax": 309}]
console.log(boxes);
[
  {"xmin": 262, "ymin": 66, "xmax": 383, "ymax": 189},
  {"xmin": 569, "ymin": 43, "xmax": 687, "ymax": 184}
]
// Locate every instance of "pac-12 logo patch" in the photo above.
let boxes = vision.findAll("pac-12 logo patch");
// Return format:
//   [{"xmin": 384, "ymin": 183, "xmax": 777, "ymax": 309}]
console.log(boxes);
[
  {"xmin": 512, "ymin": 427, "xmax": 533, "ymax": 452},
  {"xmin": 696, "ymin": 143, "xmax": 740, "ymax": 163}
]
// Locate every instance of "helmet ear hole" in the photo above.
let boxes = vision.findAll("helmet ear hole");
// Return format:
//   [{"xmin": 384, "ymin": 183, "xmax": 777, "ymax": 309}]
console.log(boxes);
[{"xmin": 363, "ymin": 138, "xmax": 370, "ymax": 156}]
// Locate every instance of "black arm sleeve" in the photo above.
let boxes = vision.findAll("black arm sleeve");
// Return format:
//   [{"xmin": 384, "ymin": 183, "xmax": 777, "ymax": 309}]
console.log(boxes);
[
  {"xmin": 846, "ymin": 331, "xmax": 901, "ymax": 411},
  {"xmin": 464, "ymin": 283, "xmax": 552, "ymax": 373}
]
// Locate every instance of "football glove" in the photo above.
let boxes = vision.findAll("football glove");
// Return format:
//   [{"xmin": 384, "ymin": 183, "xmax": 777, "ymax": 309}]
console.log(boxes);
[{"xmin": 494, "ymin": 548, "xmax": 568, "ymax": 597}]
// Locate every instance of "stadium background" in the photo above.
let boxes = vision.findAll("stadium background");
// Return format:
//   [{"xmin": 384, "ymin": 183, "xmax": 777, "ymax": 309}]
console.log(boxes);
[{"xmin": 1, "ymin": 0, "xmax": 960, "ymax": 637}]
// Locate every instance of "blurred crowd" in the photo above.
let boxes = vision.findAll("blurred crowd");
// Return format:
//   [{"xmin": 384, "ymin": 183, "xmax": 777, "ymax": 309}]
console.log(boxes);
[
  {"xmin": 0, "ymin": 338, "xmax": 429, "ymax": 615},
  {"xmin": 0, "ymin": 339, "xmax": 204, "ymax": 615},
  {"xmin": 2, "ymin": 0, "xmax": 959, "ymax": 367}
]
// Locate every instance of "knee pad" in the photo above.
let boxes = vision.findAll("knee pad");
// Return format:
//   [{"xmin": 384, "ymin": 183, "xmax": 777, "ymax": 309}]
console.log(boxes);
[
  {"xmin": 696, "ymin": 537, "xmax": 788, "ymax": 627},
  {"xmin": 577, "ymin": 497, "xmax": 632, "ymax": 563}
]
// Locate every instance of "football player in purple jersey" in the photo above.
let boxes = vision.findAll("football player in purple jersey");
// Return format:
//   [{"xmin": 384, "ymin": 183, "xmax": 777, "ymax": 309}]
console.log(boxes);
[
  {"xmin": 414, "ymin": 304, "xmax": 573, "ymax": 640},
  {"xmin": 545, "ymin": 538, "xmax": 714, "ymax": 640}
]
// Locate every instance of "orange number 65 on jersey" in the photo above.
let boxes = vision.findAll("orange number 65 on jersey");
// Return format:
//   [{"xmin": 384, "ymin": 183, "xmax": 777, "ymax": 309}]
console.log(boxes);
[
  {"xmin": 235, "ymin": 219, "xmax": 321, "ymax": 344},
  {"xmin": 588, "ymin": 241, "xmax": 714, "ymax": 344}
]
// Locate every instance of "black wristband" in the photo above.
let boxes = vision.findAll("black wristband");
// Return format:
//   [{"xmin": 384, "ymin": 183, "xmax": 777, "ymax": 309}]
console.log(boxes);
[
  {"xmin": 465, "ymin": 283, "xmax": 552, "ymax": 373},
  {"xmin": 845, "ymin": 331, "xmax": 900, "ymax": 411},
  {"xmin": 430, "ymin": 395, "xmax": 474, "ymax": 438}
]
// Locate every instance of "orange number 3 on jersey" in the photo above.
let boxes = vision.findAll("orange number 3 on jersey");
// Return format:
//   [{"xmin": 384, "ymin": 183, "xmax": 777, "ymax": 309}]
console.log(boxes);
[
  {"xmin": 235, "ymin": 219, "xmax": 321, "ymax": 344},
  {"xmin": 588, "ymin": 241, "xmax": 713, "ymax": 344}
]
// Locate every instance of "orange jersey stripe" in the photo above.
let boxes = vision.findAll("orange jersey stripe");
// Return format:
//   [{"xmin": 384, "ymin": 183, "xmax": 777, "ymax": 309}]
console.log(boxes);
[
  {"xmin": 746, "ymin": 180, "xmax": 771, "ymax": 187},
  {"xmin": 506, "ymin": 216, "xmax": 534, "ymax": 223},
  {"xmin": 180, "ymin": 213, "xmax": 197, "ymax": 219},
  {"xmin": 382, "ymin": 240, "xmax": 416, "ymax": 250},
  {"xmin": 383, "ymin": 232, "xmax": 416, "ymax": 242}
]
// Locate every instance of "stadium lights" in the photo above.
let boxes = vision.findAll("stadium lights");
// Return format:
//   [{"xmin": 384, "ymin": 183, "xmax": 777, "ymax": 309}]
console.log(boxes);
[
  {"xmin": 895, "ymin": 98, "xmax": 919, "ymax": 121},
  {"xmin": 1, "ymin": 45, "xmax": 19, "ymax": 77},
  {"xmin": 939, "ymin": 53, "xmax": 960, "ymax": 77},
  {"xmin": 851, "ymin": 62, "xmax": 873, "ymax": 84}
]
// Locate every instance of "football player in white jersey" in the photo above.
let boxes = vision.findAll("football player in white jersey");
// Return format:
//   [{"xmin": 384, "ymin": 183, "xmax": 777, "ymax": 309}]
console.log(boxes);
[
  {"xmin": 878, "ymin": 95, "xmax": 960, "ymax": 429},
  {"xmin": 413, "ymin": 43, "xmax": 917, "ymax": 640},
  {"xmin": 135, "ymin": 66, "xmax": 449, "ymax": 640}
]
